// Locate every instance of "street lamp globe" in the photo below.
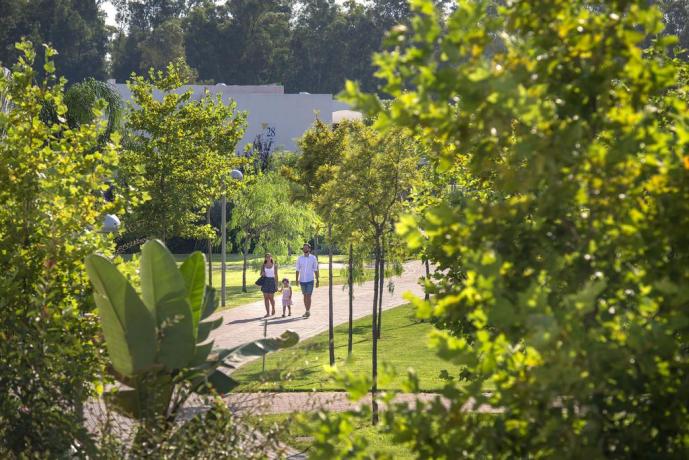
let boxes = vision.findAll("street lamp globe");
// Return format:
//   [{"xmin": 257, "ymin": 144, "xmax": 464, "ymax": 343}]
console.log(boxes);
[
  {"xmin": 230, "ymin": 169, "xmax": 243, "ymax": 181},
  {"xmin": 101, "ymin": 214, "xmax": 120, "ymax": 233}
]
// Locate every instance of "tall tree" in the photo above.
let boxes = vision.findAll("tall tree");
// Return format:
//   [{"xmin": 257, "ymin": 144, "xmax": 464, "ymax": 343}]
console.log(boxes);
[
  {"xmin": 138, "ymin": 19, "xmax": 187, "ymax": 73},
  {"xmin": 293, "ymin": 119, "xmax": 348, "ymax": 365},
  {"xmin": 229, "ymin": 0, "xmax": 293, "ymax": 85},
  {"xmin": 182, "ymin": 0, "xmax": 293, "ymax": 85},
  {"xmin": 183, "ymin": 2, "xmax": 228, "ymax": 83},
  {"xmin": 111, "ymin": 0, "xmax": 193, "ymax": 80},
  {"xmin": 322, "ymin": 122, "xmax": 419, "ymax": 423},
  {"xmin": 286, "ymin": 0, "xmax": 348, "ymax": 93},
  {"xmin": 0, "ymin": 0, "xmax": 108, "ymax": 83},
  {"xmin": 658, "ymin": 1, "xmax": 689, "ymax": 52},
  {"xmin": 119, "ymin": 59, "xmax": 246, "ymax": 243}
]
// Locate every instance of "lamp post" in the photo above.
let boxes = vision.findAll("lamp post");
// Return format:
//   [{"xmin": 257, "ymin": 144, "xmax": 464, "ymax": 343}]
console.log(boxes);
[{"xmin": 221, "ymin": 169, "xmax": 243, "ymax": 307}]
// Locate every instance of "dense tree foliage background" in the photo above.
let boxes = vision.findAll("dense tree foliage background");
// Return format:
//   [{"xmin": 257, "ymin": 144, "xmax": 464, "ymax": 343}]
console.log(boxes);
[
  {"xmin": 0, "ymin": 0, "xmax": 109, "ymax": 83},
  {"xmin": 0, "ymin": 0, "xmax": 448, "ymax": 93},
  {"xmin": 2, "ymin": 1, "xmax": 689, "ymax": 95}
]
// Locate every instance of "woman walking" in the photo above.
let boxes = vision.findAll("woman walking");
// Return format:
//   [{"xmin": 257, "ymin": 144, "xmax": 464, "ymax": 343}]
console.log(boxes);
[{"xmin": 261, "ymin": 253, "xmax": 278, "ymax": 317}]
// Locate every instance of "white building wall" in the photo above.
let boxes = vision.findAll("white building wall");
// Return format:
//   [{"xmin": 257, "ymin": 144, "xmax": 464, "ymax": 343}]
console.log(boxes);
[{"xmin": 111, "ymin": 83, "xmax": 337, "ymax": 152}]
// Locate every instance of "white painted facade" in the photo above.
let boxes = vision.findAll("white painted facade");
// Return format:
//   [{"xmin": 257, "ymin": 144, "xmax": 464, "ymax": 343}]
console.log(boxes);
[{"xmin": 110, "ymin": 81, "xmax": 351, "ymax": 153}]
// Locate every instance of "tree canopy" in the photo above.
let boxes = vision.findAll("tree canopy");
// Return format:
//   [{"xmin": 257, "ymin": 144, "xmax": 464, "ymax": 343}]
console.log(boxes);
[
  {"xmin": 230, "ymin": 171, "xmax": 316, "ymax": 291},
  {"xmin": 119, "ymin": 59, "xmax": 246, "ymax": 242},
  {"xmin": 0, "ymin": 0, "xmax": 108, "ymax": 84}
]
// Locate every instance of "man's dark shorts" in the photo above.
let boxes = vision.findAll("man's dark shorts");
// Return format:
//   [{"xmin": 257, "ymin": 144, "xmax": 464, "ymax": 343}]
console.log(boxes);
[{"xmin": 300, "ymin": 281, "xmax": 314, "ymax": 295}]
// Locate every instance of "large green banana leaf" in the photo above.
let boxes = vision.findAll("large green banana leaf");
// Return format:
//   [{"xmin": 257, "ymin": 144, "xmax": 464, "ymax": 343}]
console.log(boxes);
[
  {"xmin": 179, "ymin": 251, "xmax": 206, "ymax": 333},
  {"xmin": 140, "ymin": 240, "xmax": 195, "ymax": 370},
  {"xmin": 184, "ymin": 331, "xmax": 300, "ymax": 396},
  {"xmin": 203, "ymin": 371, "xmax": 240, "ymax": 394},
  {"xmin": 85, "ymin": 254, "xmax": 156, "ymax": 377},
  {"xmin": 197, "ymin": 317, "xmax": 223, "ymax": 343},
  {"xmin": 200, "ymin": 286, "xmax": 218, "ymax": 321}
]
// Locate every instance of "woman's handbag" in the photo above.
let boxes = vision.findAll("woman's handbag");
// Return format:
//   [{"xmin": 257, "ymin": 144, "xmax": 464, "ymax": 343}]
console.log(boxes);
[{"xmin": 255, "ymin": 276, "xmax": 266, "ymax": 286}]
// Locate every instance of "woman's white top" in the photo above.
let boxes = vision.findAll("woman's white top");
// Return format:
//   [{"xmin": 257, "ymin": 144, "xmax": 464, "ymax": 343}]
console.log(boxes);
[{"xmin": 264, "ymin": 265, "xmax": 275, "ymax": 278}]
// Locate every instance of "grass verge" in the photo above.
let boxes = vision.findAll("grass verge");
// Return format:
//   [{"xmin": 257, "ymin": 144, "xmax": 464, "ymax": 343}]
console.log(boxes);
[
  {"xmin": 255, "ymin": 412, "xmax": 415, "ymax": 459},
  {"xmin": 232, "ymin": 303, "xmax": 461, "ymax": 392}
]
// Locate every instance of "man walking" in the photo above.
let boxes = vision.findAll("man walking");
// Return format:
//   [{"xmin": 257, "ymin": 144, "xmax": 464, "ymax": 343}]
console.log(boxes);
[{"xmin": 295, "ymin": 243, "xmax": 319, "ymax": 318}]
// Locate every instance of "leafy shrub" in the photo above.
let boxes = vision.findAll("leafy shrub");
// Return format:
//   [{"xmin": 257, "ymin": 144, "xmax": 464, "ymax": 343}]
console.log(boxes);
[
  {"xmin": 0, "ymin": 41, "xmax": 119, "ymax": 455},
  {"xmin": 340, "ymin": 0, "xmax": 689, "ymax": 457},
  {"xmin": 85, "ymin": 239, "xmax": 299, "ymax": 438}
]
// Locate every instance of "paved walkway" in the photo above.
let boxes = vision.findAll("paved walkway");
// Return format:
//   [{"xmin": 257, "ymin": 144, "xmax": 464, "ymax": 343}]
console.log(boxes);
[
  {"xmin": 209, "ymin": 261, "xmax": 427, "ymax": 351},
  {"xmin": 224, "ymin": 391, "xmax": 445, "ymax": 415}
]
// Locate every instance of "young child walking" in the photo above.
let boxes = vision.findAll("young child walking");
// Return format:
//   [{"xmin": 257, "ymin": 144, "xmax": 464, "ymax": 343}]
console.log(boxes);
[{"xmin": 280, "ymin": 278, "xmax": 292, "ymax": 317}]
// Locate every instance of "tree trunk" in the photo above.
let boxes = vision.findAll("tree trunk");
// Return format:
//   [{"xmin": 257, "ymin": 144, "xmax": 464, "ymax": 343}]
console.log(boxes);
[
  {"xmin": 328, "ymin": 224, "xmax": 335, "ymax": 366},
  {"xmin": 348, "ymin": 242, "xmax": 354, "ymax": 356},
  {"xmin": 371, "ymin": 235, "xmax": 380, "ymax": 425},
  {"xmin": 242, "ymin": 241, "xmax": 248, "ymax": 293},
  {"xmin": 207, "ymin": 206, "xmax": 213, "ymax": 287},
  {"xmin": 424, "ymin": 256, "xmax": 431, "ymax": 301},
  {"xmin": 377, "ymin": 235, "xmax": 385, "ymax": 339}
]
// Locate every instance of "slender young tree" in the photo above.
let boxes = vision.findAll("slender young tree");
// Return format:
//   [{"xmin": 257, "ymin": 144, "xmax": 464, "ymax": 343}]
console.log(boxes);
[
  {"xmin": 348, "ymin": 242, "xmax": 354, "ymax": 353},
  {"xmin": 293, "ymin": 119, "xmax": 348, "ymax": 366},
  {"xmin": 327, "ymin": 122, "xmax": 420, "ymax": 423},
  {"xmin": 327, "ymin": 223, "xmax": 335, "ymax": 364},
  {"xmin": 373, "ymin": 235, "xmax": 385, "ymax": 340}
]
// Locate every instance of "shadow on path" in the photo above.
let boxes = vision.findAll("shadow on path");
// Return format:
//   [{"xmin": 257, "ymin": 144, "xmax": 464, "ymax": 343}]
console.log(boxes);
[
  {"xmin": 227, "ymin": 316, "xmax": 266, "ymax": 325},
  {"xmin": 267, "ymin": 317, "xmax": 303, "ymax": 325}
]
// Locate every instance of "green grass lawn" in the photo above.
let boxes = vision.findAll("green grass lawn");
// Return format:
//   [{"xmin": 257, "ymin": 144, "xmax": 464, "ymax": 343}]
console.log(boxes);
[
  {"xmin": 232, "ymin": 303, "xmax": 462, "ymax": 392},
  {"xmin": 172, "ymin": 253, "xmax": 373, "ymax": 309},
  {"xmin": 256, "ymin": 412, "xmax": 415, "ymax": 459}
]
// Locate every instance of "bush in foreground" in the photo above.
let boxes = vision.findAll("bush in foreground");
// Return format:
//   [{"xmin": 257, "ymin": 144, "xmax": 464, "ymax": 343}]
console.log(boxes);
[{"xmin": 336, "ymin": 0, "xmax": 689, "ymax": 457}]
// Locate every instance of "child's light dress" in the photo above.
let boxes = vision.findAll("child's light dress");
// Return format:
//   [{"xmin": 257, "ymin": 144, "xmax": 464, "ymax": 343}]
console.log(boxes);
[{"xmin": 282, "ymin": 286, "xmax": 292, "ymax": 307}]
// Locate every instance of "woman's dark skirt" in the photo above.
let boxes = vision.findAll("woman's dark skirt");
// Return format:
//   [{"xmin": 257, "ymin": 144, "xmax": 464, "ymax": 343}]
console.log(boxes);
[{"xmin": 261, "ymin": 277, "xmax": 277, "ymax": 293}]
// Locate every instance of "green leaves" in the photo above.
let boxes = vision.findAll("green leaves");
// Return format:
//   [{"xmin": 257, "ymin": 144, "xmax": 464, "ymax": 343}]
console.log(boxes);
[
  {"xmin": 202, "ymin": 371, "xmax": 240, "ymax": 394},
  {"xmin": 200, "ymin": 286, "xmax": 218, "ymax": 320},
  {"xmin": 85, "ymin": 240, "xmax": 300, "ymax": 427},
  {"xmin": 120, "ymin": 61, "xmax": 247, "ymax": 241},
  {"xmin": 85, "ymin": 254, "xmax": 157, "ymax": 377},
  {"xmin": 179, "ymin": 251, "xmax": 206, "ymax": 332},
  {"xmin": 331, "ymin": 0, "xmax": 689, "ymax": 457},
  {"xmin": 221, "ymin": 330, "xmax": 300, "ymax": 369},
  {"xmin": 197, "ymin": 317, "xmax": 222, "ymax": 344},
  {"xmin": 0, "ymin": 40, "xmax": 122, "ymax": 453},
  {"xmin": 140, "ymin": 240, "xmax": 195, "ymax": 369},
  {"xmin": 230, "ymin": 172, "xmax": 316, "ymax": 258}
]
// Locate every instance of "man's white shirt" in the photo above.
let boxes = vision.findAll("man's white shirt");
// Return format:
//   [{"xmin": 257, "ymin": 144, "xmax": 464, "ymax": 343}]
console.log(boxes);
[{"xmin": 296, "ymin": 254, "xmax": 319, "ymax": 283}]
